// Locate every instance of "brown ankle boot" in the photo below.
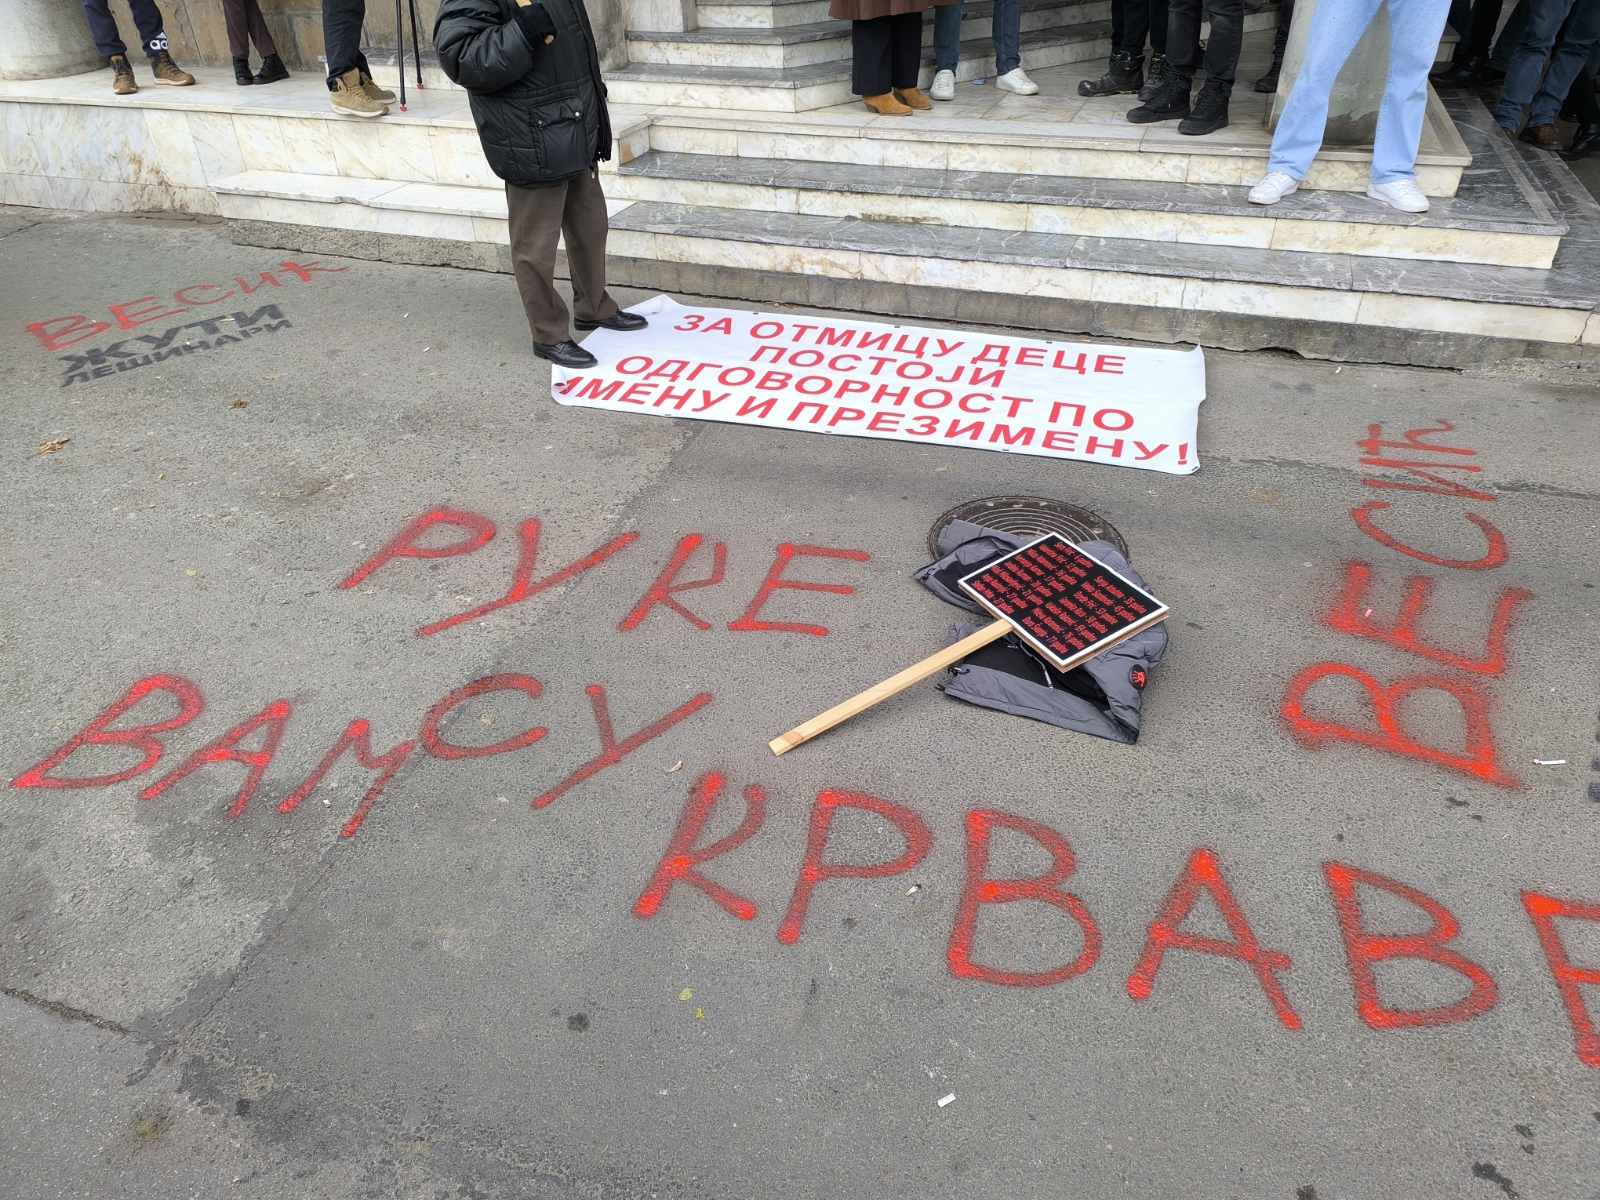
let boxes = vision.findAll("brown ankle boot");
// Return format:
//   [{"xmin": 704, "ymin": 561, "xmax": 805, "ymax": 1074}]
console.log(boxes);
[
  {"xmin": 894, "ymin": 86, "xmax": 932, "ymax": 110},
  {"xmin": 864, "ymin": 92, "xmax": 913, "ymax": 116}
]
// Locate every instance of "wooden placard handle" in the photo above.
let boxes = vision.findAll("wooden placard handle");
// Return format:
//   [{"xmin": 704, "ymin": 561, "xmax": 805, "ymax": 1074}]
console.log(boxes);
[{"xmin": 768, "ymin": 618, "xmax": 1012, "ymax": 756}]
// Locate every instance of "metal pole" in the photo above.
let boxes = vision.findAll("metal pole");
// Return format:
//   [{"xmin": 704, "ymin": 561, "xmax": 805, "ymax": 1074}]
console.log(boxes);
[
  {"xmin": 408, "ymin": 0, "xmax": 425, "ymax": 89},
  {"xmin": 393, "ymin": 0, "xmax": 408, "ymax": 110}
]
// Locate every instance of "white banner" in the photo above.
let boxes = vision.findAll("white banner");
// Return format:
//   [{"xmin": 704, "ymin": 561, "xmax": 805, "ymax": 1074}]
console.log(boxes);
[{"xmin": 553, "ymin": 296, "xmax": 1205, "ymax": 475}]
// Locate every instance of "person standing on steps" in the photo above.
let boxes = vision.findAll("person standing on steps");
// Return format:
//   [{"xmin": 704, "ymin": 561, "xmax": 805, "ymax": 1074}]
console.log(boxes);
[
  {"xmin": 1077, "ymin": 0, "xmax": 1170, "ymax": 100},
  {"xmin": 436, "ymin": 0, "xmax": 646, "ymax": 370},
  {"xmin": 835, "ymin": 0, "xmax": 955, "ymax": 115},
  {"xmin": 81, "ymin": 0, "xmax": 195, "ymax": 95},
  {"xmin": 1491, "ymin": 0, "xmax": 1600, "ymax": 149},
  {"xmin": 1125, "ymin": 0, "xmax": 1243, "ymax": 135},
  {"xmin": 1253, "ymin": 0, "xmax": 1294, "ymax": 93},
  {"xmin": 1249, "ymin": 0, "xmax": 1451, "ymax": 214},
  {"xmin": 929, "ymin": 0, "xmax": 1039, "ymax": 102},
  {"xmin": 220, "ymin": 0, "xmax": 290, "ymax": 86},
  {"xmin": 323, "ymin": 0, "xmax": 399, "ymax": 117},
  {"xmin": 1432, "ymin": 0, "xmax": 1506, "ymax": 83}
]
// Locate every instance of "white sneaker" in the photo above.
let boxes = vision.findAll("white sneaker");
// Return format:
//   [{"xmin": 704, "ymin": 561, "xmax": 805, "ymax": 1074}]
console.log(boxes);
[
  {"xmin": 1247, "ymin": 171, "xmax": 1300, "ymax": 205},
  {"xmin": 995, "ymin": 67, "xmax": 1039, "ymax": 96},
  {"xmin": 930, "ymin": 69, "xmax": 956, "ymax": 101},
  {"xmin": 1366, "ymin": 178, "xmax": 1429, "ymax": 213}
]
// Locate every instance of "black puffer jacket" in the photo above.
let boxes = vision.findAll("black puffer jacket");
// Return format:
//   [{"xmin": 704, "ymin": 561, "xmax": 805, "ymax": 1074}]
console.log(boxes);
[{"xmin": 434, "ymin": 0, "xmax": 612, "ymax": 186}]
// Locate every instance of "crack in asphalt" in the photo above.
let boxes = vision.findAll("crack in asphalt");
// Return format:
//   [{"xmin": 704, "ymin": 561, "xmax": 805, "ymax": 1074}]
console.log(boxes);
[{"xmin": 1, "ymin": 984, "xmax": 134, "ymax": 1035}]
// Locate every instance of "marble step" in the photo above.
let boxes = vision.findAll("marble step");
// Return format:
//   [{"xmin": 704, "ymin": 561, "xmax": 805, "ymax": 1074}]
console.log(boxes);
[
  {"xmin": 612, "ymin": 151, "xmax": 1564, "ymax": 268},
  {"xmin": 642, "ymin": 88, "xmax": 1471, "ymax": 197},
  {"xmin": 602, "ymin": 200, "xmax": 1596, "ymax": 347},
  {"xmin": 611, "ymin": 9, "xmax": 1281, "ymax": 107},
  {"xmin": 631, "ymin": 0, "xmax": 1117, "ymax": 64},
  {"xmin": 208, "ymin": 172, "xmax": 1597, "ymax": 353}
]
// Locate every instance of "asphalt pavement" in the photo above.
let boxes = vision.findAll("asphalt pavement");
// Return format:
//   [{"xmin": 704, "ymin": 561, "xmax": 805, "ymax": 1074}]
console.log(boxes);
[{"xmin": 2, "ymin": 205, "xmax": 1599, "ymax": 1200}]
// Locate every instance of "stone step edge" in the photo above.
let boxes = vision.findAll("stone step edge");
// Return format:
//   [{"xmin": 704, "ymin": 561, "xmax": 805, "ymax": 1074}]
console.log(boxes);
[
  {"xmin": 618, "ymin": 149, "xmax": 1566, "ymax": 239},
  {"xmin": 208, "ymin": 173, "xmax": 1594, "ymax": 325},
  {"xmin": 630, "ymin": 0, "xmax": 1124, "ymax": 42}
]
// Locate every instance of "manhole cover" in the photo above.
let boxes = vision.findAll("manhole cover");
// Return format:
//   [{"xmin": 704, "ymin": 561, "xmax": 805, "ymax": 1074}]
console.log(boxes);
[{"xmin": 927, "ymin": 496, "xmax": 1128, "ymax": 560}]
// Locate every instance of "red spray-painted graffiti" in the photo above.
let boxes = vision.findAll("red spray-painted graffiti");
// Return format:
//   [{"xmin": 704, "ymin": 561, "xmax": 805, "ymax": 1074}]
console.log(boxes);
[
  {"xmin": 624, "ymin": 771, "xmax": 1600, "ymax": 1070},
  {"xmin": 340, "ymin": 507, "xmax": 869, "ymax": 639},
  {"xmin": 1281, "ymin": 421, "xmax": 1532, "ymax": 788}
]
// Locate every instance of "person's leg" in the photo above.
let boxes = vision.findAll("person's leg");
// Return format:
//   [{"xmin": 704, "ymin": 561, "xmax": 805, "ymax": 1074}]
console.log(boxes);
[
  {"xmin": 324, "ymin": 0, "xmax": 367, "ymax": 84},
  {"xmin": 853, "ymin": 17, "xmax": 892, "ymax": 95},
  {"xmin": 222, "ymin": 0, "xmax": 249, "ymax": 59},
  {"xmin": 1372, "ymin": 0, "xmax": 1453, "ymax": 181},
  {"xmin": 934, "ymin": 2, "xmax": 962, "ymax": 72},
  {"xmin": 1529, "ymin": 0, "xmax": 1600, "ymax": 123},
  {"xmin": 246, "ymin": 0, "xmax": 279, "ymax": 57},
  {"xmin": 890, "ymin": 11, "xmax": 923, "ymax": 89},
  {"xmin": 1571, "ymin": 39, "xmax": 1600, "ymax": 122},
  {"xmin": 1467, "ymin": 0, "xmax": 1507, "ymax": 56},
  {"xmin": 1149, "ymin": 0, "xmax": 1169, "ymax": 54},
  {"xmin": 1265, "ymin": 0, "xmax": 1385, "ymax": 178},
  {"xmin": 506, "ymin": 180, "xmax": 576, "ymax": 346},
  {"xmin": 561, "ymin": 170, "xmax": 622, "ymax": 328},
  {"xmin": 1165, "ymin": 0, "xmax": 1203, "ymax": 85},
  {"xmin": 1492, "ymin": 0, "xmax": 1577, "ymax": 129},
  {"xmin": 1489, "ymin": 0, "xmax": 1531, "ymax": 69},
  {"xmin": 81, "ymin": 0, "xmax": 127, "ymax": 58},
  {"xmin": 1199, "ymin": 0, "xmax": 1243, "ymax": 86},
  {"xmin": 125, "ymin": 0, "xmax": 169, "ymax": 58},
  {"xmin": 994, "ymin": 0, "xmax": 1021, "ymax": 74}
]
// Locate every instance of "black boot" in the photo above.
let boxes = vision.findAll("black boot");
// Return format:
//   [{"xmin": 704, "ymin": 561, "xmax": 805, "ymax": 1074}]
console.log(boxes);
[
  {"xmin": 1253, "ymin": 60, "xmax": 1281, "ymax": 93},
  {"xmin": 1137, "ymin": 53, "xmax": 1171, "ymax": 102},
  {"xmin": 233, "ymin": 56, "xmax": 254, "ymax": 86},
  {"xmin": 1127, "ymin": 74, "xmax": 1190, "ymax": 123},
  {"xmin": 1563, "ymin": 123, "xmax": 1600, "ymax": 162},
  {"xmin": 1078, "ymin": 51, "xmax": 1144, "ymax": 97},
  {"xmin": 255, "ymin": 53, "xmax": 289, "ymax": 84},
  {"xmin": 1431, "ymin": 56, "xmax": 1483, "ymax": 86},
  {"xmin": 1179, "ymin": 79, "xmax": 1230, "ymax": 136}
]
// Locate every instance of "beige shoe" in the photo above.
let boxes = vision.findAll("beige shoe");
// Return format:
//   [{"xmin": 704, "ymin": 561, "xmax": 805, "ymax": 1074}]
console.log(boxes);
[
  {"xmin": 864, "ymin": 92, "xmax": 913, "ymax": 116},
  {"xmin": 331, "ymin": 69, "xmax": 387, "ymax": 118},
  {"xmin": 110, "ymin": 54, "xmax": 138, "ymax": 95},
  {"xmin": 150, "ymin": 49, "xmax": 195, "ymax": 85},
  {"xmin": 359, "ymin": 70, "xmax": 397, "ymax": 103},
  {"xmin": 894, "ymin": 86, "xmax": 932, "ymax": 110}
]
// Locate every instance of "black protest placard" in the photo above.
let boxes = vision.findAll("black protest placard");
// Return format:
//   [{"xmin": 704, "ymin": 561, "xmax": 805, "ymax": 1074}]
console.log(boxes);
[{"xmin": 957, "ymin": 533, "xmax": 1169, "ymax": 672}]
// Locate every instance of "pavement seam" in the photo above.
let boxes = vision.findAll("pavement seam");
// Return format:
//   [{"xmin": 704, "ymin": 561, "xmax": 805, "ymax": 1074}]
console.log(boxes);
[{"xmin": 1, "ymin": 984, "xmax": 134, "ymax": 1036}]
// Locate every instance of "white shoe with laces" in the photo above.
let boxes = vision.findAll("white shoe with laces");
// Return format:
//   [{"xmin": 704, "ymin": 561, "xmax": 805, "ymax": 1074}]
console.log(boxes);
[
  {"xmin": 1366, "ymin": 178, "xmax": 1430, "ymax": 213},
  {"xmin": 930, "ymin": 69, "xmax": 956, "ymax": 101},
  {"xmin": 995, "ymin": 67, "xmax": 1039, "ymax": 95},
  {"xmin": 1247, "ymin": 171, "xmax": 1299, "ymax": 205}
]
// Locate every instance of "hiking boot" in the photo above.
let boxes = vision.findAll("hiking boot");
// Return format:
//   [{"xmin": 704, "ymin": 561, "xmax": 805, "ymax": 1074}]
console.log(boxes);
[
  {"xmin": 1430, "ymin": 56, "xmax": 1482, "ymax": 86},
  {"xmin": 1178, "ymin": 80, "xmax": 1230, "ymax": 135},
  {"xmin": 331, "ymin": 69, "xmax": 388, "ymax": 118},
  {"xmin": 359, "ymin": 70, "xmax": 397, "ymax": 103},
  {"xmin": 1126, "ymin": 76, "xmax": 1189, "ymax": 123},
  {"xmin": 1136, "ymin": 53, "xmax": 1171, "ymax": 102},
  {"xmin": 1252, "ymin": 62, "xmax": 1280, "ymax": 93},
  {"xmin": 1563, "ymin": 123, "xmax": 1600, "ymax": 162},
  {"xmin": 255, "ymin": 53, "xmax": 290, "ymax": 84},
  {"xmin": 1078, "ymin": 51, "xmax": 1143, "ymax": 97},
  {"xmin": 110, "ymin": 53, "xmax": 138, "ymax": 95},
  {"xmin": 150, "ymin": 49, "xmax": 195, "ymax": 85},
  {"xmin": 233, "ymin": 56, "xmax": 255, "ymax": 86}
]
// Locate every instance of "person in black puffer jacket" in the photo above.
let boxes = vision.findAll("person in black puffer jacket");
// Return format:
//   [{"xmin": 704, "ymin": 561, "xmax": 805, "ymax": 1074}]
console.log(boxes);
[{"xmin": 435, "ymin": 0, "xmax": 647, "ymax": 368}]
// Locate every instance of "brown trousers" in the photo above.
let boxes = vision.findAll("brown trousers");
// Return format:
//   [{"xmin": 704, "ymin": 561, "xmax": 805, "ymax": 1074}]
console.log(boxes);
[
  {"xmin": 505, "ymin": 168, "xmax": 621, "ymax": 345},
  {"xmin": 221, "ymin": 0, "xmax": 277, "ymax": 57}
]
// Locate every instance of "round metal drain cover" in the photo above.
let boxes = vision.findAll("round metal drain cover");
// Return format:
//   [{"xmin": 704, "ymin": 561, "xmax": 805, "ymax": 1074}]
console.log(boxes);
[{"xmin": 927, "ymin": 496, "xmax": 1128, "ymax": 560}]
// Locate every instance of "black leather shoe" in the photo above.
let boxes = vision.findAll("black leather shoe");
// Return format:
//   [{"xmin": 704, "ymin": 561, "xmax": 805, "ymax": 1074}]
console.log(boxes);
[
  {"xmin": 1563, "ymin": 123, "xmax": 1600, "ymax": 162},
  {"xmin": 533, "ymin": 339, "xmax": 598, "ymax": 368},
  {"xmin": 574, "ymin": 312, "xmax": 648, "ymax": 332}
]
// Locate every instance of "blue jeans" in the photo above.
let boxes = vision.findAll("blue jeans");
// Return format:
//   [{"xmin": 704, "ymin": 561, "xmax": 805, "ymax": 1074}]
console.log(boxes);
[
  {"xmin": 1493, "ymin": 0, "xmax": 1600, "ymax": 129},
  {"xmin": 1267, "ymin": 0, "xmax": 1452, "ymax": 185},
  {"xmin": 935, "ymin": 0, "xmax": 1021, "ymax": 74}
]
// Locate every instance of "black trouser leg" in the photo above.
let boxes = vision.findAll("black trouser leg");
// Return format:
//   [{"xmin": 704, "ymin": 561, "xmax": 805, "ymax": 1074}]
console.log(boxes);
[
  {"xmin": 853, "ymin": 16, "xmax": 892, "ymax": 95},
  {"xmin": 323, "ymin": 0, "xmax": 367, "ymax": 85},
  {"xmin": 1467, "ymin": 0, "xmax": 1507, "ymax": 59},
  {"xmin": 1149, "ymin": 0, "xmax": 1168, "ymax": 54},
  {"xmin": 1272, "ymin": 0, "xmax": 1294, "ymax": 65},
  {"xmin": 1199, "ymin": 0, "xmax": 1242, "ymax": 85},
  {"xmin": 889, "ymin": 11, "xmax": 922, "ymax": 88},
  {"xmin": 81, "ymin": 0, "xmax": 127, "ymax": 58},
  {"xmin": 126, "ymin": 0, "xmax": 168, "ymax": 57},
  {"xmin": 1166, "ymin": 0, "xmax": 1202, "ymax": 81}
]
